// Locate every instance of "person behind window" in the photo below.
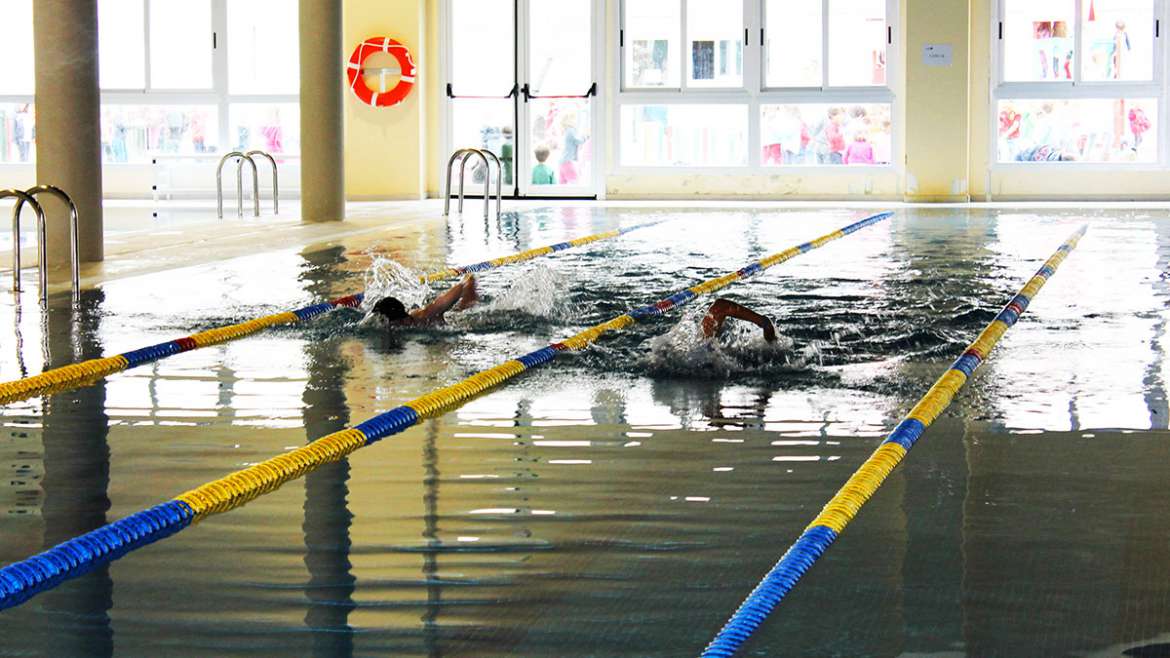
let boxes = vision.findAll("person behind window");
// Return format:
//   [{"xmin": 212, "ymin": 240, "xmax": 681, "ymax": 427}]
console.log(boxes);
[
  {"xmin": 500, "ymin": 126, "xmax": 514, "ymax": 186},
  {"xmin": 532, "ymin": 145, "xmax": 555, "ymax": 185},
  {"xmin": 1110, "ymin": 20, "xmax": 1131, "ymax": 79},
  {"xmin": 812, "ymin": 107, "xmax": 845, "ymax": 165},
  {"xmin": 1129, "ymin": 107, "xmax": 1150, "ymax": 150},
  {"xmin": 844, "ymin": 132, "xmax": 874, "ymax": 165},
  {"xmin": 14, "ymin": 104, "xmax": 32, "ymax": 163},
  {"xmin": 559, "ymin": 113, "xmax": 583, "ymax": 185}
]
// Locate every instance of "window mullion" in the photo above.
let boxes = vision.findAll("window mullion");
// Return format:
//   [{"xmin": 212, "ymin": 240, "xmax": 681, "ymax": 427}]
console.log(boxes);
[
  {"xmin": 679, "ymin": 0, "xmax": 688, "ymax": 92},
  {"xmin": 821, "ymin": 0, "xmax": 830, "ymax": 88},
  {"xmin": 142, "ymin": 0, "xmax": 152, "ymax": 91},
  {"xmin": 212, "ymin": 0, "xmax": 229, "ymax": 154},
  {"xmin": 1072, "ymin": 0, "xmax": 1083, "ymax": 85}
]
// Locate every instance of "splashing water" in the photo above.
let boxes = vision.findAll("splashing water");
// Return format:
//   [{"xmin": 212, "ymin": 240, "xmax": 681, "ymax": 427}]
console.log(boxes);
[
  {"xmin": 482, "ymin": 264, "xmax": 574, "ymax": 320},
  {"xmin": 358, "ymin": 255, "xmax": 430, "ymax": 326},
  {"xmin": 643, "ymin": 308, "xmax": 800, "ymax": 378}
]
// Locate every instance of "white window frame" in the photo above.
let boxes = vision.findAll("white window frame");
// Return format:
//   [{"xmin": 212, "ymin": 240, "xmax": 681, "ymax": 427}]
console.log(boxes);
[
  {"xmin": 439, "ymin": 0, "xmax": 608, "ymax": 199},
  {"xmin": 0, "ymin": 0, "xmax": 300, "ymax": 167},
  {"xmin": 990, "ymin": 0, "xmax": 1168, "ymax": 169},
  {"xmin": 613, "ymin": 0, "xmax": 899, "ymax": 174}
]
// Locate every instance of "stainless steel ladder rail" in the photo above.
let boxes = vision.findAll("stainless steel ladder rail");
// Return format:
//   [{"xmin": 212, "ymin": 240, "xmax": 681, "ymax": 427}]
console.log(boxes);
[
  {"xmin": 2, "ymin": 189, "xmax": 47, "ymax": 301},
  {"xmin": 481, "ymin": 150, "xmax": 503, "ymax": 219},
  {"xmin": 11, "ymin": 185, "xmax": 81, "ymax": 301},
  {"xmin": 444, "ymin": 148, "xmax": 501, "ymax": 219},
  {"xmin": 216, "ymin": 151, "xmax": 260, "ymax": 219},
  {"xmin": 245, "ymin": 150, "xmax": 279, "ymax": 215}
]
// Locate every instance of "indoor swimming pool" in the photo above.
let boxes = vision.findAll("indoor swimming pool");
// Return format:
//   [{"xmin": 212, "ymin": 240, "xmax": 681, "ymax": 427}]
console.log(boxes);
[{"xmin": 0, "ymin": 205, "xmax": 1168, "ymax": 656}]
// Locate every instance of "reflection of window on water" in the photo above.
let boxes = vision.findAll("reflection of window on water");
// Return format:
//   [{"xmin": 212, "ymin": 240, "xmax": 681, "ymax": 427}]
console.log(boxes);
[
  {"xmin": 997, "ymin": 99, "xmax": 1157, "ymax": 163},
  {"xmin": 760, "ymin": 104, "xmax": 893, "ymax": 167}
]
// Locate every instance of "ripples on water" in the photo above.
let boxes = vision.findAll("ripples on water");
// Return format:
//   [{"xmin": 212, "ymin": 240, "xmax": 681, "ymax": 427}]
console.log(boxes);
[{"xmin": 0, "ymin": 207, "xmax": 1168, "ymax": 656}]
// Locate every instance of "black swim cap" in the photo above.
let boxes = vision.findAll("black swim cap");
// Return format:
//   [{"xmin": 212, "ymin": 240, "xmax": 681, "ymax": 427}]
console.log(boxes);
[{"xmin": 373, "ymin": 296, "xmax": 410, "ymax": 322}]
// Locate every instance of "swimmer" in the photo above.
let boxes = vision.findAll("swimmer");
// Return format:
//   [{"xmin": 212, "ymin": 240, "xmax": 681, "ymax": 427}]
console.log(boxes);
[
  {"xmin": 372, "ymin": 274, "xmax": 479, "ymax": 327},
  {"xmin": 701, "ymin": 298, "xmax": 777, "ymax": 343}
]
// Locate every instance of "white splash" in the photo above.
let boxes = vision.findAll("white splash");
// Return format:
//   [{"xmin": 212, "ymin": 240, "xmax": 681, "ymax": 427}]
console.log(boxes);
[
  {"xmin": 483, "ymin": 264, "xmax": 572, "ymax": 319},
  {"xmin": 644, "ymin": 307, "xmax": 798, "ymax": 377},
  {"xmin": 359, "ymin": 255, "xmax": 429, "ymax": 326}
]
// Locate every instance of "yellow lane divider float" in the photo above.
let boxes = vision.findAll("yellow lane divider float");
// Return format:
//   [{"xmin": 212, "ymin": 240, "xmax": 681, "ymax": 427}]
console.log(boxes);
[
  {"xmin": 0, "ymin": 222, "xmax": 658, "ymax": 406},
  {"xmin": 0, "ymin": 212, "xmax": 893, "ymax": 611},
  {"xmin": 700, "ymin": 225, "xmax": 1087, "ymax": 657}
]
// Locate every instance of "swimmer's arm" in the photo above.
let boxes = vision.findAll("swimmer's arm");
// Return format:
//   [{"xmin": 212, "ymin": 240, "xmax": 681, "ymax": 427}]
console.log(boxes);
[
  {"xmin": 411, "ymin": 276, "xmax": 474, "ymax": 323},
  {"xmin": 704, "ymin": 299, "xmax": 777, "ymax": 342}
]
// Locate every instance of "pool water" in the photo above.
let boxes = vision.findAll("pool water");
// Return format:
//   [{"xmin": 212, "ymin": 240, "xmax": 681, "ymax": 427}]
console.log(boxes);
[{"xmin": 0, "ymin": 206, "xmax": 1168, "ymax": 656}]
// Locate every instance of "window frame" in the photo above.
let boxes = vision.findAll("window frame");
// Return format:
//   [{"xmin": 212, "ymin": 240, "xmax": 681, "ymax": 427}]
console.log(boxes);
[
  {"xmin": 990, "ymin": 0, "xmax": 1168, "ymax": 169},
  {"xmin": 614, "ymin": 0, "xmax": 899, "ymax": 174},
  {"xmin": 0, "ymin": 0, "xmax": 300, "ymax": 166}
]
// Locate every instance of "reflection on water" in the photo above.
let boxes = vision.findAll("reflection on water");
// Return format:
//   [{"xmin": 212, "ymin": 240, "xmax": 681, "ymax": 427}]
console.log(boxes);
[{"xmin": 0, "ymin": 206, "xmax": 1168, "ymax": 655}]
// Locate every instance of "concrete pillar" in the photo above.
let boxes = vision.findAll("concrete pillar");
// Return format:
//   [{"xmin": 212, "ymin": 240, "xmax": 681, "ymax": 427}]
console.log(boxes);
[
  {"xmin": 903, "ymin": 0, "xmax": 971, "ymax": 202},
  {"xmin": 33, "ymin": 0, "xmax": 104, "ymax": 264},
  {"xmin": 300, "ymin": 0, "xmax": 346, "ymax": 222}
]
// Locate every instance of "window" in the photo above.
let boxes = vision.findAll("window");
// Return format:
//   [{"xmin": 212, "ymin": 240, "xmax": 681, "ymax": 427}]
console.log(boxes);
[
  {"xmin": 997, "ymin": 98, "xmax": 1158, "ymax": 163},
  {"xmin": 0, "ymin": 104, "xmax": 36, "ymax": 163},
  {"xmin": 687, "ymin": 0, "xmax": 743, "ymax": 88},
  {"xmin": 97, "ymin": 0, "xmax": 299, "ymax": 163},
  {"xmin": 621, "ymin": 104, "xmax": 748, "ymax": 166},
  {"xmin": 99, "ymin": 0, "xmax": 147, "ymax": 89},
  {"xmin": 227, "ymin": 0, "xmax": 300, "ymax": 94},
  {"xmin": 148, "ymin": 0, "xmax": 214, "ymax": 89},
  {"xmin": 761, "ymin": 103, "xmax": 893, "ymax": 166},
  {"xmin": 618, "ymin": 0, "xmax": 896, "ymax": 169},
  {"xmin": 1, "ymin": 1, "xmax": 299, "ymax": 164},
  {"xmin": 624, "ymin": 0, "xmax": 682, "ymax": 88},
  {"xmin": 100, "ymin": 105, "xmax": 219, "ymax": 162},
  {"xmin": 764, "ymin": 0, "xmax": 821, "ymax": 87},
  {"xmin": 0, "ymin": 0, "xmax": 34, "ymax": 95},
  {"xmin": 994, "ymin": 0, "xmax": 1163, "ymax": 165}
]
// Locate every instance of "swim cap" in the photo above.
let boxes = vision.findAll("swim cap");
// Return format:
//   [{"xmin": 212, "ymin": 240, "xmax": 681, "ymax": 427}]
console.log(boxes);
[{"xmin": 373, "ymin": 296, "xmax": 410, "ymax": 323}]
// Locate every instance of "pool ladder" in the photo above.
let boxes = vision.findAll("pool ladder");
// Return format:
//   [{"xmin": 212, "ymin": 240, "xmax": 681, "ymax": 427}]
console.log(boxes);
[
  {"xmin": 3, "ymin": 185, "xmax": 81, "ymax": 304},
  {"xmin": 217, "ymin": 151, "xmax": 279, "ymax": 219},
  {"xmin": 444, "ymin": 148, "xmax": 503, "ymax": 220}
]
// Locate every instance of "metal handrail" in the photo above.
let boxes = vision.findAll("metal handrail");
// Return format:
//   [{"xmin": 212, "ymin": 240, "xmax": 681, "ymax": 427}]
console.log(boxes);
[
  {"xmin": 2, "ymin": 189, "xmax": 47, "ymax": 301},
  {"xmin": 216, "ymin": 151, "xmax": 260, "ymax": 219},
  {"xmin": 245, "ymin": 150, "xmax": 279, "ymax": 215},
  {"xmin": 444, "ymin": 148, "xmax": 502, "ymax": 220},
  {"xmin": 480, "ymin": 149, "xmax": 504, "ymax": 219},
  {"xmin": 12, "ymin": 185, "xmax": 80, "ymax": 301}
]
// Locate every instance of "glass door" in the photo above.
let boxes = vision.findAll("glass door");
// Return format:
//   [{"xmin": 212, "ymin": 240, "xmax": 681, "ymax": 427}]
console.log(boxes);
[
  {"xmin": 518, "ymin": 0, "xmax": 597, "ymax": 197},
  {"xmin": 446, "ymin": 0, "xmax": 598, "ymax": 199},
  {"xmin": 448, "ymin": 0, "xmax": 517, "ymax": 194}
]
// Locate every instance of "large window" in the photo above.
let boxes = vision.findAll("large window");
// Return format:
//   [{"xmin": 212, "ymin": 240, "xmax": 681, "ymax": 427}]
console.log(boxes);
[
  {"xmin": 0, "ymin": 0, "xmax": 299, "ymax": 164},
  {"xmin": 995, "ymin": 0, "xmax": 1163, "ymax": 164},
  {"xmin": 618, "ymin": 0, "xmax": 896, "ymax": 169}
]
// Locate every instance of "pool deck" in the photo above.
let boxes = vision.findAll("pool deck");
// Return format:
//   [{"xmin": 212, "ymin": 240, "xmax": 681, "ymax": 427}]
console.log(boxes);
[{"xmin": 4, "ymin": 198, "xmax": 1170, "ymax": 297}]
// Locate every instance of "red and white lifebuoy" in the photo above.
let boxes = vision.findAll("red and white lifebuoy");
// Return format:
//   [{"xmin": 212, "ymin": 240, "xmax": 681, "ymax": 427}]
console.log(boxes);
[{"xmin": 346, "ymin": 37, "xmax": 416, "ymax": 107}]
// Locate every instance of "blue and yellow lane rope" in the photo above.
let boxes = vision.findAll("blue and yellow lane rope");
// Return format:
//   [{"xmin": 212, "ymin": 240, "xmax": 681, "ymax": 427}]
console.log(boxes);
[
  {"xmin": 0, "ymin": 223, "xmax": 658, "ymax": 407},
  {"xmin": 0, "ymin": 211, "xmax": 893, "ymax": 611},
  {"xmin": 700, "ymin": 225, "xmax": 1087, "ymax": 658}
]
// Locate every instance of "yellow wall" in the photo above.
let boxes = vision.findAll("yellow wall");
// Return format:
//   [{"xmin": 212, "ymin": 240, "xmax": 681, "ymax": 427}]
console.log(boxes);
[
  {"xmin": 344, "ymin": 0, "xmax": 1170, "ymax": 201},
  {"xmin": 343, "ymin": 0, "xmax": 431, "ymax": 200},
  {"xmin": 903, "ymin": 0, "xmax": 969, "ymax": 201}
]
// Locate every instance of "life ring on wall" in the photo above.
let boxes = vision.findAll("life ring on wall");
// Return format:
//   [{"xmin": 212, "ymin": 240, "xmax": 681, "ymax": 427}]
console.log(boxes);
[{"xmin": 346, "ymin": 37, "xmax": 416, "ymax": 107}]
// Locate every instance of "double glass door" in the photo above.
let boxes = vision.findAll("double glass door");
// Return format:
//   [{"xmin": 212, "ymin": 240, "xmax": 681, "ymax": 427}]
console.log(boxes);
[{"xmin": 447, "ymin": 0, "xmax": 599, "ymax": 198}]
